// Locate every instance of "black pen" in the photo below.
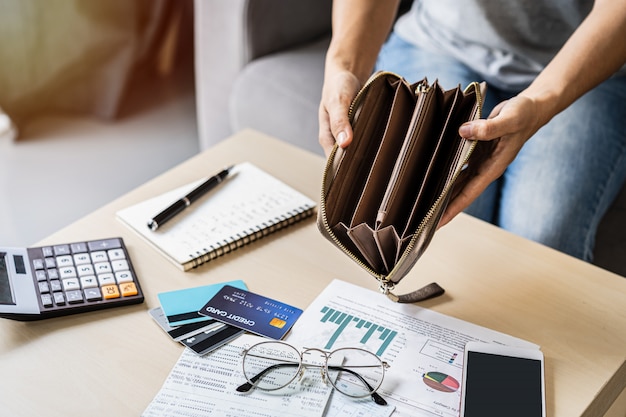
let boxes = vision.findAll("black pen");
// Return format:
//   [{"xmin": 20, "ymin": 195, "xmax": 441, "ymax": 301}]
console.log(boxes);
[{"xmin": 147, "ymin": 165, "xmax": 234, "ymax": 231}]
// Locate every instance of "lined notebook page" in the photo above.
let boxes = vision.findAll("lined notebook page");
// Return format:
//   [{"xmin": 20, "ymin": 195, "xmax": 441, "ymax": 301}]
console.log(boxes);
[{"xmin": 116, "ymin": 162, "xmax": 316, "ymax": 270}]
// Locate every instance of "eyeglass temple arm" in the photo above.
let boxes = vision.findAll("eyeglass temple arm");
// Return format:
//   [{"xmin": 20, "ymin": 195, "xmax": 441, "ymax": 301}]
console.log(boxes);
[
  {"xmin": 236, "ymin": 363, "xmax": 299, "ymax": 392},
  {"xmin": 236, "ymin": 363, "xmax": 387, "ymax": 406}
]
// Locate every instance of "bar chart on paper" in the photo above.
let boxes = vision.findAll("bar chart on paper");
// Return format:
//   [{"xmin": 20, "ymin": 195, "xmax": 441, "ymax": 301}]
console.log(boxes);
[{"xmin": 318, "ymin": 306, "xmax": 399, "ymax": 356}]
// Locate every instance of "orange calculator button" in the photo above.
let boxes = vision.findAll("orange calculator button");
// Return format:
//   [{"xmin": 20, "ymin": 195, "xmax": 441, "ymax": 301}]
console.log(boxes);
[
  {"xmin": 102, "ymin": 284, "xmax": 120, "ymax": 299},
  {"xmin": 120, "ymin": 282, "xmax": 138, "ymax": 297}
]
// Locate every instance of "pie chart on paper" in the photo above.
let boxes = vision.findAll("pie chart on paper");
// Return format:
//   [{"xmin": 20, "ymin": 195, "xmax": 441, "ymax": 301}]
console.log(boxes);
[{"xmin": 422, "ymin": 371, "xmax": 460, "ymax": 393}]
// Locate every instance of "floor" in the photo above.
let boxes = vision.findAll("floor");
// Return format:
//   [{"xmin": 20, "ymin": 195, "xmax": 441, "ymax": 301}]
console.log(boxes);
[{"xmin": 0, "ymin": 62, "xmax": 200, "ymax": 247}]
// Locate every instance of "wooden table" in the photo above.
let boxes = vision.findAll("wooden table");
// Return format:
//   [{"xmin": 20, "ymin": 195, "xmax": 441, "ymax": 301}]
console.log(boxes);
[{"xmin": 1, "ymin": 130, "xmax": 624, "ymax": 417}]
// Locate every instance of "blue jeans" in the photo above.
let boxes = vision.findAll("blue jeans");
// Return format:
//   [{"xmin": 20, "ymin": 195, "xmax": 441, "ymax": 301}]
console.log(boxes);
[{"xmin": 377, "ymin": 33, "xmax": 626, "ymax": 261}]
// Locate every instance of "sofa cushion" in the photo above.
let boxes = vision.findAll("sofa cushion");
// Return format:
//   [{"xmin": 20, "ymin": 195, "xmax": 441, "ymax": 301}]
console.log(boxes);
[{"xmin": 230, "ymin": 37, "xmax": 329, "ymax": 156}]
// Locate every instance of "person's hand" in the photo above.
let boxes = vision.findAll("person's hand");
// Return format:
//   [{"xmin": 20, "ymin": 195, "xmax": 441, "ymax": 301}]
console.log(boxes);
[
  {"xmin": 439, "ymin": 94, "xmax": 546, "ymax": 227},
  {"xmin": 318, "ymin": 69, "xmax": 362, "ymax": 157}
]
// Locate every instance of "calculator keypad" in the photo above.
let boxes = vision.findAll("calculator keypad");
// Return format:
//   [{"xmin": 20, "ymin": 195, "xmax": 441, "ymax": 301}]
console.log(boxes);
[{"xmin": 28, "ymin": 238, "xmax": 143, "ymax": 317}]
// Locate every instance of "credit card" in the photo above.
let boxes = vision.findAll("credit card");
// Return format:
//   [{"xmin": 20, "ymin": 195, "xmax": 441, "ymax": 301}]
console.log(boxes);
[
  {"xmin": 158, "ymin": 280, "xmax": 247, "ymax": 326},
  {"xmin": 149, "ymin": 307, "xmax": 223, "ymax": 342},
  {"xmin": 199, "ymin": 285, "xmax": 303, "ymax": 340},
  {"xmin": 180, "ymin": 324, "xmax": 245, "ymax": 356}
]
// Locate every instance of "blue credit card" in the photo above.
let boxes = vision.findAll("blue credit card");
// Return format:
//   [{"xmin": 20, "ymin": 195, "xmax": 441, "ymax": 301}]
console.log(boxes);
[
  {"xmin": 199, "ymin": 285, "xmax": 303, "ymax": 340},
  {"xmin": 158, "ymin": 280, "xmax": 247, "ymax": 326}
]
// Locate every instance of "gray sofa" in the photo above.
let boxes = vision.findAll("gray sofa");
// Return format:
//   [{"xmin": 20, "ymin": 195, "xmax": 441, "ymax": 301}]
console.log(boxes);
[{"xmin": 193, "ymin": 0, "xmax": 626, "ymax": 277}]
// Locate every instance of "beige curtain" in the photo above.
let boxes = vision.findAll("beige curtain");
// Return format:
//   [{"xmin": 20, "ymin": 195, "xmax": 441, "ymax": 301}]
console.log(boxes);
[{"xmin": 0, "ymin": 0, "xmax": 174, "ymax": 137}]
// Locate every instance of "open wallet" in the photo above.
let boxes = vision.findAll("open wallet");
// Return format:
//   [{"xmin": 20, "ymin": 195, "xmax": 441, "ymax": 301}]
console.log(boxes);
[{"xmin": 318, "ymin": 71, "xmax": 495, "ymax": 303}]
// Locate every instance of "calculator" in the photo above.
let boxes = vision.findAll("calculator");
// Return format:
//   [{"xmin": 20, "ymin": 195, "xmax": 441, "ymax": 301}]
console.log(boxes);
[{"xmin": 0, "ymin": 237, "xmax": 144, "ymax": 320}]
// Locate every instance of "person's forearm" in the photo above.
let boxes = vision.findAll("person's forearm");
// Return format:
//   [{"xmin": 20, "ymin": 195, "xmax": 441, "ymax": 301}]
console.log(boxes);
[
  {"xmin": 521, "ymin": 0, "xmax": 626, "ymax": 126},
  {"xmin": 326, "ymin": 0, "xmax": 400, "ymax": 84}
]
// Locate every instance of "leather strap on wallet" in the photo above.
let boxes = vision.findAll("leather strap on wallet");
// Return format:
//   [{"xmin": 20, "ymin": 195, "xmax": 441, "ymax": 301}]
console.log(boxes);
[{"xmin": 318, "ymin": 71, "xmax": 493, "ymax": 303}]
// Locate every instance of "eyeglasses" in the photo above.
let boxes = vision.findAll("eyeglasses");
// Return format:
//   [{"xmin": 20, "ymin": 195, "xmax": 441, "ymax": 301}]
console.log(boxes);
[{"xmin": 236, "ymin": 340, "xmax": 389, "ymax": 405}]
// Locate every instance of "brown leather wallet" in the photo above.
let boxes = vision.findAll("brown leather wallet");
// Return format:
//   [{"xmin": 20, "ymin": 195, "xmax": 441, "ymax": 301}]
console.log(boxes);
[{"xmin": 318, "ymin": 71, "xmax": 492, "ymax": 303}]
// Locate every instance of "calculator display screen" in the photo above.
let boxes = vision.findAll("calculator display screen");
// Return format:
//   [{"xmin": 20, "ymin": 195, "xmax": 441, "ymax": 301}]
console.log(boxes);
[{"xmin": 0, "ymin": 253, "xmax": 16, "ymax": 305}]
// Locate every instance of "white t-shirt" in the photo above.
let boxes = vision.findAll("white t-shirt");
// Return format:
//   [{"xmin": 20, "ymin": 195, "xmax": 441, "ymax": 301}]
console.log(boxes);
[{"xmin": 394, "ymin": 0, "xmax": 596, "ymax": 90}]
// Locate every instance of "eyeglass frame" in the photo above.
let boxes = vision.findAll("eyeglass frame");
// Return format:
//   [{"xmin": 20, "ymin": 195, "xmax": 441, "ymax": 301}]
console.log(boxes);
[{"xmin": 236, "ymin": 340, "xmax": 390, "ymax": 406}]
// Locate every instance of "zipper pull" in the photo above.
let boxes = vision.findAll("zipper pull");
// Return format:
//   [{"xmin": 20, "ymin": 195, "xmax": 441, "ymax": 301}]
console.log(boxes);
[
  {"xmin": 376, "ymin": 210, "xmax": 387, "ymax": 228},
  {"xmin": 415, "ymin": 81, "xmax": 431, "ymax": 95}
]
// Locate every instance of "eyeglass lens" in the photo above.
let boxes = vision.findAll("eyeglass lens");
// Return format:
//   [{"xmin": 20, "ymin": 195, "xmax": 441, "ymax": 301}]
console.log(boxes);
[
  {"xmin": 326, "ymin": 347, "xmax": 385, "ymax": 398},
  {"xmin": 242, "ymin": 342, "xmax": 301, "ymax": 390}
]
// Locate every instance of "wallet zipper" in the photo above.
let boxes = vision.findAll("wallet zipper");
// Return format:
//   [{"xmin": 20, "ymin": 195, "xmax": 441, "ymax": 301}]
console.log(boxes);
[{"xmin": 323, "ymin": 75, "xmax": 484, "ymax": 300}]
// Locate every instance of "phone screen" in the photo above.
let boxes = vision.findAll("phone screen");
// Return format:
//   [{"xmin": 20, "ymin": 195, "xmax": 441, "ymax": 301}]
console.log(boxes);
[{"xmin": 462, "ymin": 351, "xmax": 543, "ymax": 417}]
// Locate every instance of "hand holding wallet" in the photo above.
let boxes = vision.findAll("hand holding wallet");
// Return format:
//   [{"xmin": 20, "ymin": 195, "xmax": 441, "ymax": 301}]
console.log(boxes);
[{"xmin": 318, "ymin": 71, "xmax": 494, "ymax": 303}]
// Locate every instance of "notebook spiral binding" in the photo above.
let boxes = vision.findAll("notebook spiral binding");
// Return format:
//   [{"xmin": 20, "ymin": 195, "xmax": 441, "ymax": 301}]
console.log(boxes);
[{"xmin": 189, "ymin": 205, "xmax": 316, "ymax": 269}]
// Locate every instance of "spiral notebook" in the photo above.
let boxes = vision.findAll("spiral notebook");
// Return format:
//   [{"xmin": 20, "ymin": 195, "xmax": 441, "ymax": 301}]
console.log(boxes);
[{"xmin": 116, "ymin": 162, "xmax": 316, "ymax": 271}]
